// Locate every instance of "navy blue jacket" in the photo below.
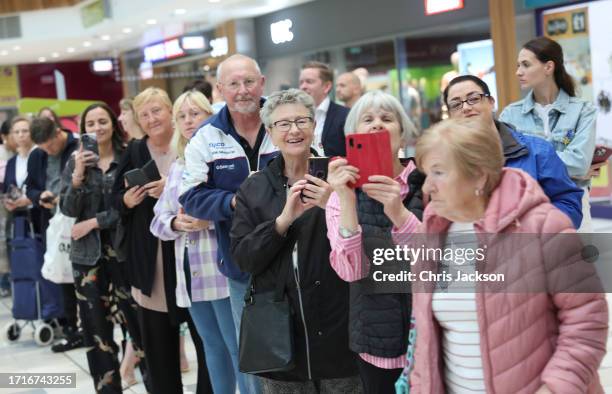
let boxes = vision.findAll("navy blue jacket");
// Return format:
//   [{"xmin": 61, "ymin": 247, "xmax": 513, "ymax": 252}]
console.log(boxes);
[
  {"xmin": 498, "ymin": 121, "xmax": 583, "ymax": 228},
  {"xmin": 321, "ymin": 101, "xmax": 349, "ymax": 157},
  {"xmin": 179, "ymin": 102, "xmax": 279, "ymax": 281}
]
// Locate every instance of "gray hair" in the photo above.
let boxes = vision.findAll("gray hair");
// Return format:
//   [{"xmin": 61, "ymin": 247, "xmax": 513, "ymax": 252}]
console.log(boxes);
[
  {"xmin": 344, "ymin": 90, "xmax": 418, "ymax": 144},
  {"xmin": 217, "ymin": 54, "xmax": 261, "ymax": 82},
  {"xmin": 260, "ymin": 89, "xmax": 315, "ymax": 128}
]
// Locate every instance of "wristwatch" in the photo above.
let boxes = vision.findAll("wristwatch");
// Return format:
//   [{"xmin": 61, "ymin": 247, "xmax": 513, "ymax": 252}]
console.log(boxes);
[{"xmin": 339, "ymin": 226, "xmax": 359, "ymax": 239}]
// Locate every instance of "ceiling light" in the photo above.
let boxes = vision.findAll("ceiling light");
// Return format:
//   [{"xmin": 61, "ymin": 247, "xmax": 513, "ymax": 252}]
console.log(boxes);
[
  {"xmin": 51, "ymin": 52, "xmax": 60, "ymax": 58},
  {"xmin": 38, "ymin": 57, "xmax": 46, "ymax": 62},
  {"xmin": 12, "ymin": 45, "xmax": 20, "ymax": 51},
  {"xmin": 122, "ymin": 27, "xmax": 132, "ymax": 34},
  {"xmin": 146, "ymin": 19, "xmax": 157, "ymax": 25},
  {"xmin": 67, "ymin": 47, "xmax": 75, "ymax": 53},
  {"xmin": 174, "ymin": 8, "xmax": 186, "ymax": 15},
  {"xmin": 83, "ymin": 41, "xmax": 92, "ymax": 47},
  {"xmin": 0, "ymin": 50, "xmax": 8, "ymax": 56},
  {"xmin": 101, "ymin": 34, "xmax": 111, "ymax": 41},
  {"xmin": 209, "ymin": 0, "xmax": 221, "ymax": 2}
]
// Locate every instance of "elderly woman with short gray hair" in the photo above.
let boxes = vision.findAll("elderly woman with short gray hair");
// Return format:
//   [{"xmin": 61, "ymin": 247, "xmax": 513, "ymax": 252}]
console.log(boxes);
[
  {"xmin": 230, "ymin": 89, "xmax": 361, "ymax": 392},
  {"xmin": 326, "ymin": 90, "xmax": 423, "ymax": 393}
]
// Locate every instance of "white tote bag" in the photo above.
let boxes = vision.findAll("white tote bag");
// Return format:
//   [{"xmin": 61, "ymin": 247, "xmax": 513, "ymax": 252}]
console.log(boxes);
[{"xmin": 42, "ymin": 211, "xmax": 76, "ymax": 284}]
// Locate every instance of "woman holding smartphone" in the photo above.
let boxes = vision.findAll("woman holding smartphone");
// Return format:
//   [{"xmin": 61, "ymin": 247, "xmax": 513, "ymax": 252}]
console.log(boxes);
[
  {"xmin": 59, "ymin": 103, "xmax": 147, "ymax": 393},
  {"xmin": 499, "ymin": 36, "xmax": 597, "ymax": 231},
  {"xmin": 326, "ymin": 90, "xmax": 424, "ymax": 393}
]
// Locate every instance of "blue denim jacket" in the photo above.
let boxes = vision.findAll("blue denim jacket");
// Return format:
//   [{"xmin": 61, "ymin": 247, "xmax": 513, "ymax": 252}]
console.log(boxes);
[{"xmin": 499, "ymin": 89, "xmax": 596, "ymax": 188}]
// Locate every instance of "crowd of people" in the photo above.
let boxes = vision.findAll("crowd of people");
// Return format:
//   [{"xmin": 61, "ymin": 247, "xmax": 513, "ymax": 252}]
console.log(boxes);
[{"xmin": 0, "ymin": 36, "xmax": 608, "ymax": 394}]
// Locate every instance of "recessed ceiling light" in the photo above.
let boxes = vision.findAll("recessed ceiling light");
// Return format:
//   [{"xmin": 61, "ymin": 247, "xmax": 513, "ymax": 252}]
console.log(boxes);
[
  {"xmin": 174, "ymin": 8, "xmax": 186, "ymax": 15},
  {"xmin": 146, "ymin": 19, "xmax": 157, "ymax": 25},
  {"xmin": 83, "ymin": 41, "xmax": 92, "ymax": 47},
  {"xmin": 101, "ymin": 34, "xmax": 111, "ymax": 41},
  {"xmin": 0, "ymin": 50, "xmax": 8, "ymax": 56},
  {"xmin": 67, "ymin": 47, "xmax": 75, "ymax": 53},
  {"xmin": 38, "ymin": 57, "xmax": 46, "ymax": 62},
  {"xmin": 209, "ymin": 0, "xmax": 221, "ymax": 2},
  {"xmin": 51, "ymin": 52, "xmax": 59, "ymax": 58},
  {"xmin": 122, "ymin": 27, "xmax": 132, "ymax": 34},
  {"xmin": 12, "ymin": 45, "xmax": 20, "ymax": 51}
]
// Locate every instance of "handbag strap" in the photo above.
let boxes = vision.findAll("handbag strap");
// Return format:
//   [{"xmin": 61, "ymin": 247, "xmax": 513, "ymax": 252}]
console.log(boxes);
[{"xmin": 244, "ymin": 241, "xmax": 294, "ymax": 304}]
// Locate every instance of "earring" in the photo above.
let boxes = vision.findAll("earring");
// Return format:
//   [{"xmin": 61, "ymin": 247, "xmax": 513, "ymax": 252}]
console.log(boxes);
[{"xmin": 474, "ymin": 188, "xmax": 481, "ymax": 197}]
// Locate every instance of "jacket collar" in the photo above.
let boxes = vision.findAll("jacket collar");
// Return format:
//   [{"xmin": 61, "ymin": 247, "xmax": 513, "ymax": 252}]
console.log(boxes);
[
  {"xmin": 496, "ymin": 120, "xmax": 528, "ymax": 160},
  {"xmin": 265, "ymin": 148, "xmax": 320, "ymax": 195},
  {"xmin": 206, "ymin": 98, "xmax": 266, "ymax": 140},
  {"xmin": 521, "ymin": 89, "xmax": 570, "ymax": 115}
]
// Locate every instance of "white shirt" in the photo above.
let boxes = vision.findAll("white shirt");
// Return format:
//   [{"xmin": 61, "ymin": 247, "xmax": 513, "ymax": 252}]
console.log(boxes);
[
  {"xmin": 432, "ymin": 222, "xmax": 486, "ymax": 393},
  {"xmin": 534, "ymin": 102, "xmax": 553, "ymax": 136},
  {"xmin": 313, "ymin": 96, "xmax": 330, "ymax": 156},
  {"xmin": 16, "ymin": 146, "xmax": 36, "ymax": 189}
]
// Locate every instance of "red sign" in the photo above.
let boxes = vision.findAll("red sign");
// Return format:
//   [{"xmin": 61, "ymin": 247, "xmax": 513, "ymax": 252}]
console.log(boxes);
[{"xmin": 425, "ymin": 0, "xmax": 464, "ymax": 15}]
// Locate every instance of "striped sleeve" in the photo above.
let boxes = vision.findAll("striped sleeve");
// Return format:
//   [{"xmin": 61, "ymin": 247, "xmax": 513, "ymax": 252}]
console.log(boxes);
[{"xmin": 325, "ymin": 192, "xmax": 368, "ymax": 282}]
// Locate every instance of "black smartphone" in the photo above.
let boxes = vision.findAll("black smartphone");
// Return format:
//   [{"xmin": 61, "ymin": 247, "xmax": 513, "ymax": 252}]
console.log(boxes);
[
  {"xmin": 308, "ymin": 157, "xmax": 329, "ymax": 181},
  {"xmin": 141, "ymin": 160, "xmax": 161, "ymax": 182},
  {"xmin": 124, "ymin": 169, "xmax": 149, "ymax": 187},
  {"xmin": 81, "ymin": 134, "xmax": 99, "ymax": 155},
  {"xmin": 41, "ymin": 194, "xmax": 55, "ymax": 203}
]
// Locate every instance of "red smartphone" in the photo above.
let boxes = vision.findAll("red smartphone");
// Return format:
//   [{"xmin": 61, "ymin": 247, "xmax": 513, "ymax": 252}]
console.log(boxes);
[
  {"xmin": 592, "ymin": 145, "xmax": 612, "ymax": 164},
  {"xmin": 345, "ymin": 130, "xmax": 393, "ymax": 188}
]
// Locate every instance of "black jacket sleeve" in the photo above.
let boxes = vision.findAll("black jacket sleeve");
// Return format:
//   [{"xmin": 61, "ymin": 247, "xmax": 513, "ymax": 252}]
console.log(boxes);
[
  {"xmin": 111, "ymin": 140, "xmax": 136, "ymax": 217},
  {"xmin": 229, "ymin": 177, "xmax": 289, "ymax": 276}
]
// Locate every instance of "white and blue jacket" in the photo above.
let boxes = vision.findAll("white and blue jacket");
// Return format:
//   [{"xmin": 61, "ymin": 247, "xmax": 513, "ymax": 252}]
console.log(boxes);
[{"xmin": 179, "ymin": 101, "xmax": 279, "ymax": 281}]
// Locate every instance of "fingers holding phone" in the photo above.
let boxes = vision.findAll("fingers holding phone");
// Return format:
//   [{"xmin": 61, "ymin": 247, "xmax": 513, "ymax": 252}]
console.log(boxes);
[
  {"xmin": 302, "ymin": 174, "xmax": 332, "ymax": 208},
  {"xmin": 328, "ymin": 158, "xmax": 359, "ymax": 198},
  {"xmin": 123, "ymin": 186, "xmax": 146, "ymax": 208},
  {"xmin": 362, "ymin": 175, "xmax": 410, "ymax": 228},
  {"xmin": 144, "ymin": 176, "xmax": 166, "ymax": 199},
  {"xmin": 39, "ymin": 191, "xmax": 57, "ymax": 209}
]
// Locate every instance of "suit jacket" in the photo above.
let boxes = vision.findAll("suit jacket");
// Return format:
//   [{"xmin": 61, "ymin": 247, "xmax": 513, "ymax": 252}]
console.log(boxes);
[{"xmin": 321, "ymin": 101, "xmax": 349, "ymax": 157}]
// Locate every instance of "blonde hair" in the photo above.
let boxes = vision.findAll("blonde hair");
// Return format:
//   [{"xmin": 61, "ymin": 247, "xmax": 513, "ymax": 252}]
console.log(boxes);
[
  {"xmin": 10, "ymin": 115, "xmax": 31, "ymax": 130},
  {"xmin": 133, "ymin": 87, "xmax": 172, "ymax": 118},
  {"xmin": 172, "ymin": 90, "xmax": 213, "ymax": 160},
  {"xmin": 416, "ymin": 118, "xmax": 504, "ymax": 196}
]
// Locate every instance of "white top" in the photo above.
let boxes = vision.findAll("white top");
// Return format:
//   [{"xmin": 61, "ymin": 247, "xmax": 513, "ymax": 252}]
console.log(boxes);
[
  {"xmin": 432, "ymin": 221, "xmax": 486, "ymax": 393},
  {"xmin": 312, "ymin": 96, "xmax": 330, "ymax": 156},
  {"xmin": 15, "ymin": 147, "xmax": 35, "ymax": 189},
  {"xmin": 534, "ymin": 102, "xmax": 553, "ymax": 136}
]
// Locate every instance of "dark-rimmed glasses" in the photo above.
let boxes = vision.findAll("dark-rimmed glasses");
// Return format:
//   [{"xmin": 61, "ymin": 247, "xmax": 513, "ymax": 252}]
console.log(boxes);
[
  {"xmin": 448, "ymin": 93, "xmax": 490, "ymax": 112},
  {"xmin": 271, "ymin": 117, "xmax": 313, "ymax": 132}
]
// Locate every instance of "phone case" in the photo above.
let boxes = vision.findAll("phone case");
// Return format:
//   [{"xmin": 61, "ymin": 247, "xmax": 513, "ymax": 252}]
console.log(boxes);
[
  {"xmin": 592, "ymin": 145, "xmax": 612, "ymax": 164},
  {"xmin": 124, "ymin": 169, "xmax": 149, "ymax": 187},
  {"xmin": 308, "ymin": 157, "xmax": 330, "ymax": 181},
  {"xmin": 345, "ymin": 131, "xmax": 393, "ymax": 188},
  {"xmin": 81, "ymin": 134, "xmax": 99, "ymax": 155},
  {"xmin": 141, "ymin": 160, "xmax": 161, "ymax": 182}
]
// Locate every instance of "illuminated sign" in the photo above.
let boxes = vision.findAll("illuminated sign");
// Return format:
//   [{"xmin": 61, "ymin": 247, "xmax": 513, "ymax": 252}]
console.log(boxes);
[
  {"xmin": 424, "ymin": 0, "xmax": 464, "ymax": 15},
  {"xmin": 210, "ymin": 37, "xmax": 228, "ymax": 57},
  {"xmin": 270, "ymin": 19, "xmax": 294, "ymax": 45},
  {"xmin": 182, "ymin": 36, "xmax": 205, "ymax": 50},
  {"xmin": 144, "ymin": 38, "xmax": 185, "ymax": 63},
  {"xmin": 90, "ymin": 58, "xmax": 113, "ymax": 73}
]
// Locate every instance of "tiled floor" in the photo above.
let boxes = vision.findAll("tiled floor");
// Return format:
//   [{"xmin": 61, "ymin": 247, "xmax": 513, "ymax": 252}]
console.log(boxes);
[{"xmin": 1, "ymin": 220, "xmax": 612, "ymax": 393}]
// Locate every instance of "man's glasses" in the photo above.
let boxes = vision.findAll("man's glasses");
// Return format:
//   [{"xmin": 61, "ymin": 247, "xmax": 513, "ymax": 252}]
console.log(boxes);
[
  {"xmin": 448, "ymin": 93, "xmax": 490, "ymax": 112},
  {"xmin": 222, "ymin": 78, "xmax": 259, "ymax": 91},
  {"xmin": 271, "ymin": 117, "xmax": 314, "ymax": 132}
]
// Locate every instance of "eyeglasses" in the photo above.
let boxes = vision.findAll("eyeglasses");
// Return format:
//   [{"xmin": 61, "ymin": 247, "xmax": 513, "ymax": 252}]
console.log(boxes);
[
  {"xmin": 222, "ymin": 78, "xmax": 259, "ymax": 91},
  {"xmin": 271, "ymin": 117, "xmax": 313, "ymax": 132},
  {"xmin": 448, "ymin": 94, "xmax": 490, "ymax": 112}
]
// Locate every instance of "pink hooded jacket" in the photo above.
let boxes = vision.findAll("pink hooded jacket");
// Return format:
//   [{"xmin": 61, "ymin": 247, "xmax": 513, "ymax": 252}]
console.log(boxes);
[{"xmin": 409, "ymin": 168, "xmax": 608, "ymax": 393}]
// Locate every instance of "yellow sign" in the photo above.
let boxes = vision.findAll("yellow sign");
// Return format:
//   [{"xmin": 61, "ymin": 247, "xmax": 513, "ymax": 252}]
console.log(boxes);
[
  {"xmin": 0, "ymin": 66, "xmax": 20, "ymax": 107},
  {"xmin": 543, "ymin": 6, "xmax": 589, "ymax": 40}
]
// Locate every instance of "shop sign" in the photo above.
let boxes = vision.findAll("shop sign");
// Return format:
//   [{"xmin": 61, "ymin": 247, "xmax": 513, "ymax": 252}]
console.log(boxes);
[
  {"xmin": 210, "ymin": 37, "xmax": 229, "ymax": 57},
  {"xmin": 525, "ymin": 0, "xmax": 577, "ymax": 9},
  {"xmin": 81, "ymin": 0, "xmax": 107, "ymax": 28},
  {"xmin": 143, "ymin": 33, "xmax": 213, "ymax": 63},
  {"xmin": 424, "ymin": 0, "xmax": 464, "ymax": 15},
  {"xmin": 270, "ymin": 19, "xmax": 294, "ymax": 45},
  {"xmin": 0, "ymin": 66, "xmax": 19, "ymax": 107}
]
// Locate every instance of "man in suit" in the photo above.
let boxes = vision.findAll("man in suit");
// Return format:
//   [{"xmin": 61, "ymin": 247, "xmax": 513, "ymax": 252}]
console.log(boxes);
[{"xmin": 299, "ymin": 61, "xmax": 349, "ymax": 156}]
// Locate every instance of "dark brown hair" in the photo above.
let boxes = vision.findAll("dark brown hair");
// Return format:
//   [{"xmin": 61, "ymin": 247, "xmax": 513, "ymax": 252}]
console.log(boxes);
[{"xmin": 522, "ymin": 37, "xmax": 575, "ymax": 97}]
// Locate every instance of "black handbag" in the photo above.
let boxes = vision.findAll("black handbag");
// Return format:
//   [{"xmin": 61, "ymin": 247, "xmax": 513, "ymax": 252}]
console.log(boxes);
[{"xmin": 238, "ymin": 260, "xmax": 294, "ymax": 374}]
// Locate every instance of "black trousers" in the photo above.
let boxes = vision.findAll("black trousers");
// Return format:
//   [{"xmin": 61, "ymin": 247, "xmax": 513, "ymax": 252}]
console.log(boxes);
[
  {"xmin": 60, "ymin": 283, "xmax": 79, "ymax": 332},
  {"xmin": 73, "ymin": 249, "xmax": 145, "ymax": 394},
  {"xmin": 356, "ymin": 356, "xmax": 403, "ymax": 394}
]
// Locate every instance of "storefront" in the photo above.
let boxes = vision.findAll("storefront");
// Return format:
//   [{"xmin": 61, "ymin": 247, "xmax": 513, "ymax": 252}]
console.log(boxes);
[
  {"xmin": 120, "ymin": 19, "xmax": 256, "ymax": 101},
  {"xmin": 254, "ymin": 0, "xmax": 494, "ymax": 131}
]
